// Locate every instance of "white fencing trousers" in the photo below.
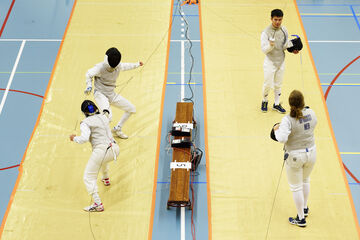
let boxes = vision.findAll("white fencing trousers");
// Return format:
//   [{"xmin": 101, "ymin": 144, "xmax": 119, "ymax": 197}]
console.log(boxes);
[
  {"xmin": 94, "ymin": 90, "xmax": 136, "ymax": 127},
  {"xmin": 262, "ymin": 58, "xmax": 285, "ymax": 102},
  {"xmin": 83, "ymin": 143, "xmax": 120, "ymax": 195},
  {"xmin": 285, "ymin": 147, "xmax": 316, "ymax": 192}
]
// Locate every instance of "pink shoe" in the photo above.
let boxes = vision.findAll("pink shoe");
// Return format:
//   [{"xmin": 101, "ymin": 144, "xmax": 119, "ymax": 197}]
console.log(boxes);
[
  {"xmin": 83, "ymin": 202, "xmax": 104, "ymax": 212},
  {"xmin": 102, "ymin": 178, "xmax": 110, "ymax": 186}
]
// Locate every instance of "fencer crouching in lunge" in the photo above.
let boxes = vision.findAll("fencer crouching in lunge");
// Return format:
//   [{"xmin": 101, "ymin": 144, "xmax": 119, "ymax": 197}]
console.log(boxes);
[
  {"xmin": 271, "ymin": 90, "xmax": 317, "ymax": 227},
  {"xmin": 70, "ymin": 100, "xmax": 120, "ymax": 212},
  {"xmin": 84, "ymin": 47, "xmax": 143, "ymax": 139}
]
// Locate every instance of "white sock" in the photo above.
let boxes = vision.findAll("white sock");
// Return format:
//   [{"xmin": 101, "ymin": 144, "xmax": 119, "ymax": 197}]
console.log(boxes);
[
  {"xmin": 116, "ymin": 112, "xmax": 132, "ymax": 130},
  {"xmin": 303, "ymin": 183, "xmax": 310, "ymax": 209},
  {"xmin": 292, "ymin": 190, "xmax": 305, "ymax": 220},
  {"xmin": 274, "ymin": 91, "xmax": 281, "ymax": 105},
  {"xmin": 92, "ymin": 192, "xmax": 102, "ymax": 205}
]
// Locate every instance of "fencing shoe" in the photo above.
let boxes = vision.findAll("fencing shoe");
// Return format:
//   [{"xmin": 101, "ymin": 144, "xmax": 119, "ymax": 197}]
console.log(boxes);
[
  {"xmin": 304, "ymin": 207, "xmax": 309, "ymax": 217},
  {"xmin": 289, "ymin": 215, "xmax": 306, "ymax": 227},
  {"xmin": 102, "ymin": 178, "xmax": 111, "ymax": 186},
  {"xmin": 112, "ymin": 127, "xmax": 128, "ymax": 139},
  {"xmin": 272, "ymin": 104, "xmax": 286, "ymax": 114},
  {"xmin": 261, "ymin": 101, "xmax": 268, "ymax": 112},
  {"xmin": 83, "ymin": 202, "xmax": 104, "ymax": 212}
]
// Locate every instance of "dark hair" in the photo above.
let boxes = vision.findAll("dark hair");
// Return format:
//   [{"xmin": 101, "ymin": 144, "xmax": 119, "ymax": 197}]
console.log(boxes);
[
  {"xmin": 289, "ymin": 90, "xmax": 305, "ymax": 119},
  {"xmin": 271, "ymin": 9, "xmax": 283, "ymax": 18}
]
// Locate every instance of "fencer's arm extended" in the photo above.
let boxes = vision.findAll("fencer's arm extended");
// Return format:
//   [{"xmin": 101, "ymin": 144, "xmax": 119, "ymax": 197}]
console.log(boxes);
[
  {"xmin": 274, "ymin": 116, "xmax": 291, "ymax": 143},
  {"xmin": 260, "ymin": 31, "xmax": 275, "ymax": 54},
  {"xmin": 85, "ymin": 64, "xmax": 102, "ymax": 88},
  {"xmin": 73, "ymin": 122, "xmax": 91, "ymax": 144},
  {"xmin": 119, "ymin": 62, "xmax": 141, "ymax": 71}
]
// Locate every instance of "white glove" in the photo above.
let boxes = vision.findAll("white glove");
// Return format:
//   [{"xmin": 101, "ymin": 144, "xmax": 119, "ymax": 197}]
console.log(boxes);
[{"xmin": 84, "ymin": 86, "xmax": 92, "ymax": 95}]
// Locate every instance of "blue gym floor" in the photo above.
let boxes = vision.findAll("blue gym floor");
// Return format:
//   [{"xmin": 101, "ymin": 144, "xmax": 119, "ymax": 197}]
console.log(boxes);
[
  {"xmin": 298, "ymin": 0, "xmax": 360, "ymax": 221},
  {"xmin": 152, "ymin": 2, "xmax": 208, "ymax": 239},
  {"xmin": 0, "ymin": 0, "xmax": 359, "ymax": 238},
  {"xmin": 0, "ymin": 0, "xmax": 75, "ymax": 229}
]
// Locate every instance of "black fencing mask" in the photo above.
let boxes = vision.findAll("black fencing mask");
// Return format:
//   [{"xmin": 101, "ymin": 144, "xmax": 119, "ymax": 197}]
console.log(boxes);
[
  {"xmin": 287, "ymin": 35, "xmax": 303, "ymax": 53},
  {"xmin": 105, "ymin": 47, "xmax": 121, "ymax": 68},
  {"xmin": 81, "ymin": 100, "xmax": 99, "ymax": 117},
  {"xmin": 270, "ymin": 123, "xmax": 280, "ymax": 142}
]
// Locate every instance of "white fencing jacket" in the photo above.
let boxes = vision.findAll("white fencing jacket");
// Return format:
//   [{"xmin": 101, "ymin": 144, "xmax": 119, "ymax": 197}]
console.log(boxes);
[
  {"xmin": 275, "ymin": 107, "xmax": 317, "ymax": 151},
  {"xmin": 86, "ymin": 58, "xmax": 140, "ymax": 95},
  {"xmin": 261, "ymin": 24, "xmax": 293, "ymax": 67}
]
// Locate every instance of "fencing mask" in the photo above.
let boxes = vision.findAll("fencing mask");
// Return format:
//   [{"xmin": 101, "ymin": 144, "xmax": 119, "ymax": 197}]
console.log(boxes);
[
  {"xmin": 81, "ymin": 100, "xmax": 99, "ymax": 117},
  {"xmin": 270, "ymin": 123, "xmax": 280, "ymax": 142},
  {"xmin": 287, "ymin": 35, "xmax": 303, "ymax": 53},
  {"xmin": 105, "ymin": 47, "xmax": 121, "ymax": 68}
]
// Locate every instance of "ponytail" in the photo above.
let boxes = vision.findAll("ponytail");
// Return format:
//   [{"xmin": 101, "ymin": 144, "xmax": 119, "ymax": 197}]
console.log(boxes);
[
  {"xmin": 290, "ymin": 106, "xmax": 303, "ymax": 119},
  {"xmin": 288, "ymin": 90, "xmax": 305, "ymax": 120}
]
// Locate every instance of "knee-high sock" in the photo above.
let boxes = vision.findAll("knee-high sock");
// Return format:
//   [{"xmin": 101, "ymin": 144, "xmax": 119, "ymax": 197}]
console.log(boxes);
[
  {"xmin": 292, "ymin": 190, "xmax": 305, "ymax": 219},
  {"xmin": 116, "ymin": 112, "xmax": 131, "ymax": 129},
  {"xmin": 303, "ymin": 183, "xmax": 310, "ymax": 208}
]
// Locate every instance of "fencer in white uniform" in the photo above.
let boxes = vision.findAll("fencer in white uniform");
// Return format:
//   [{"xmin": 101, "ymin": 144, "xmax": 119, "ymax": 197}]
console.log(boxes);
[
  {"xmin": 70, "ymin": 100, "xmax": 120, "ymax": 212},
  {"xmin": 84, "ymin": 47, "xmax": 143, "ymax": 139},
  {"xmin": 273, "ymin": 90, "xmax": 317, "ymax": 227},
  {"xmin": 261, "ymin": 9, "xmax": 298, "ymax": 113}
]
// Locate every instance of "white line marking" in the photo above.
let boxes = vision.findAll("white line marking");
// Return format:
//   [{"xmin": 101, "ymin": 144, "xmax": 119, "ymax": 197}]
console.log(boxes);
[
  {"xmin": 171, "ymin": 39, "xmax": 200, "ymax": 42},
  {"xmin": 181, "ymin": 207, "xmax": 185, "ymax": 240},
  {"xmin": 0, "ymin": 40, "xmax": 26, "ymax": 115},
  {"xmin": 181, "ymin": 40, "xmax": 185, "ymax": 102},
  {"xmin": 308, "ymin": 40, "xmax": 360, "ymax": 43},
  {"xmin": 0, "ymin": 39, "xmax": 62, "ymax": 42}
]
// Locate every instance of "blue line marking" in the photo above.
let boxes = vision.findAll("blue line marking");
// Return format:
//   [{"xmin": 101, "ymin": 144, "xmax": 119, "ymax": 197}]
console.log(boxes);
[
  {"xmin": 300, "ymin": 15, "xmax": 354, "ymax": 18},
  {"xmin": 349, "ymin": 183, "xmax": 360, "ymax": 185},
  {"xmin": 350, "ymin": 5, "xmax": 360, "ymax": 31}
]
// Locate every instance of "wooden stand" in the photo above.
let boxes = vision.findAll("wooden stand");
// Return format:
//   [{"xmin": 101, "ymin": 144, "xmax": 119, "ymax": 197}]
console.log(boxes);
[{"xmin": 167, "ymin": 102, "xmax": 194, "ymax": 209}]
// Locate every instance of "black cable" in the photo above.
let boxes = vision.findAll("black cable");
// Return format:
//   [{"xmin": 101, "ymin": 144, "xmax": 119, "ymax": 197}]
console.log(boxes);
[
  {"xmin": 88, "ymin": 147, "xmax": 109, "ymax": 240},
  {"xmin": 178, "ymin": 2, "xmax": 195, "ymax": 103},
  {"xmin": 86, "ymin": 114, "xmax": 116, "ymax": 240},
  {"xmin": 116, "ymin": 1, "xmax": 181, "ymax": 94}
]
